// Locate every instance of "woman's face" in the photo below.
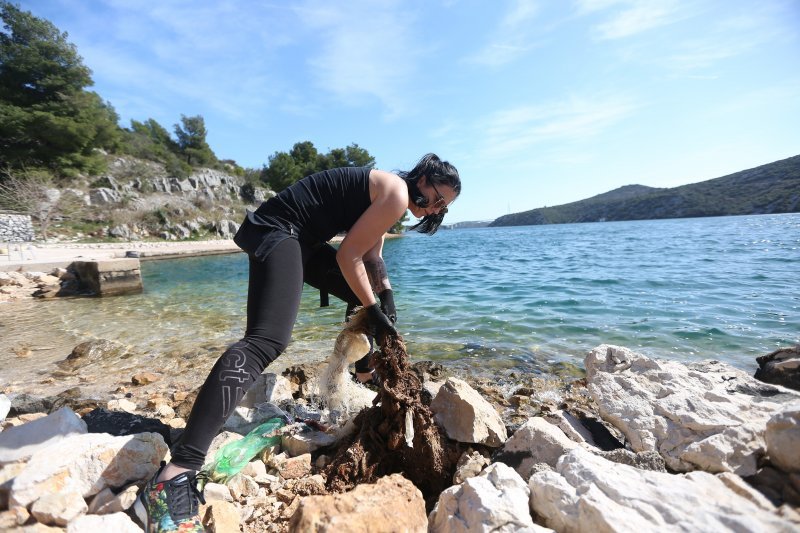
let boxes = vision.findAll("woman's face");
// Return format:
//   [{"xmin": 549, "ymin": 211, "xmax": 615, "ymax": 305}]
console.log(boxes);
[{"xmin": 408, "ymin": 176, "xmax": 458, "ymax": 218}]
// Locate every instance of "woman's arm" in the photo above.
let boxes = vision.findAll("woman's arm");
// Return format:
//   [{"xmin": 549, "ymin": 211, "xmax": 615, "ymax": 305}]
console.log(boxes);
[
  {"xmin": 336, "ymin": 170, "xmax": 406, "ymax": 308},
  {"xmin": 363, "ymin": 237, "xmax": 391, "ymax": 293}
]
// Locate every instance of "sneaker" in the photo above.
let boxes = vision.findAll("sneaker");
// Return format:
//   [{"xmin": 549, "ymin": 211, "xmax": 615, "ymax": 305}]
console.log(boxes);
[{"xmin": 134, "ymin": 462, "xmax": 206, "ymax": 532}]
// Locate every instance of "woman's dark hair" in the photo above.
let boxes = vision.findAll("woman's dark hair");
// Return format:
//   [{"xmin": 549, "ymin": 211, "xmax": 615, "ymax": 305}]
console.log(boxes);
[{"xmin": 398, "ymin": 153, "xmax": 461, "ymax": 235}]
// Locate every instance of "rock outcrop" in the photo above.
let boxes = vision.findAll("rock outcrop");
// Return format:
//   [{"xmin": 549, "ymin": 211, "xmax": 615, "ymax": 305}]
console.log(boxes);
[
  {"xmin": 529, "ymin": 447, "xmax": 797, "ymax": 532},
  {"xmin": 585, "ymin": 344, "xmax": 800, "ymax": 476}
]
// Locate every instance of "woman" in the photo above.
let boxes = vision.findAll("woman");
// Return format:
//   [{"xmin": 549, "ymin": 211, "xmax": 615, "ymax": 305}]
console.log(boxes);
[{"xmin": 136, "ymin": 153, "xmax": 461, "ymax": 531}]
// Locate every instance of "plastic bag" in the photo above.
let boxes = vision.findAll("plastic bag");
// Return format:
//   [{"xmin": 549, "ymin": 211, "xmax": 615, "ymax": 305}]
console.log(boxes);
[{"xmin": 203, "ymin": 417, "xmax": 286, "ymax": 483}]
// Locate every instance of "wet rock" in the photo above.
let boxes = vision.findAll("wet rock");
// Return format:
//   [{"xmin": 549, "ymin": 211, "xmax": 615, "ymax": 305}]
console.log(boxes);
[
  {"xmin": 431, "ymin": 377, "xmax": 508, "ymax": 447},
  {"xmin": 82, "ymin": 408, "xmax": 172, "ymax": 445},
  {"xmin": 765, "ymin": 403, "xmax": 800, "ymax": 473},
  {"xmin": 430, "ymin": 462, "xmax": 543, "ymax": 532},
  {"xmin": 9, "ymin": 432, "xmax": 167, "ymax": 509},
  {"xmin": 529, "ymin": 448, "xmax": 797, "ymax": 532},
  {"xmin": 755, "ymin": 346, "xmax": 800, "ymax": 391},
  {"xmin": 291, "ymin": 474, "xmax": 427, "ymax": 532},
  {"xmin": 493, "ymin": 417, "xmax": 579, "ymax": 478},
  {"xmin": 30, "ymin": 490, "xmax": 87, "ymax": 526},
  {"xmin": 585, "ymin": 344, "xmax": 800, "ymax": 476},
  {"xmin": 64, "ymin": 339, "xmax": 128, "ymax": 365},
  {"xmin": 0, "ymin": 407, "xmax": 87, "ymax": 465}
]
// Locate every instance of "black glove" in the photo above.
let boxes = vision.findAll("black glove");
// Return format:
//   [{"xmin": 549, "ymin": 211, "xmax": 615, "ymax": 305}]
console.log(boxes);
[
  {"xmin": 378, "ymin": 289, "xmax": 397, "ymax": 324},
  {"xmin": 366, "ymin": 303, "xmax": 398, "ymax": 340}
]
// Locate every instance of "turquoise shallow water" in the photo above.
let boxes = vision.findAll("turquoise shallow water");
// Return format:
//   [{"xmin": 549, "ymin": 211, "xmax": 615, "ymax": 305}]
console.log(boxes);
[{"xmin": 2, "ymin": 213, "xmax": 798, "ymax": 385}]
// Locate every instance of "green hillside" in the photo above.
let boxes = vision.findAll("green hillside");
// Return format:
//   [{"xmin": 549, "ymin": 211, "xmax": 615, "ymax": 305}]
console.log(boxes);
[{"xmin": 490, "ymin": 155, "xmax": 800, "ymax": 227}]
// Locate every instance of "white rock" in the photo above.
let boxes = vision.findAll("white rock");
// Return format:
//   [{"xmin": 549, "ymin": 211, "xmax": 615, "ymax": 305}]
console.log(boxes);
[
  {"xmin": 30, "ymin": 490, "xmax": 87, "ymax": 526},
  {"xmin": 430, "ymin": 462, "xmax": 546, "ymax": 532},
  {"xmin": 9, "ymin": 431, "xmax": 167, "ymax": 508},
  {"xmin": 204, "ymin": 482, "xmax": 233, "ymax": 502},
  {"xmin": 765, "ymin": 403, "xmax": 800, "ymax": 473},
  {"xmin": 529, "ymin": 448, "xmax": 796, "ymax": 532},
  {"xmin": 0, "ymin": 394, "xmax": 10, "ymax": 423},
  {"xmin": 155, "ymin": 404, "xmax": 175, "ymax": 419},
  {"xmin": 67, "ymin": 511, "xmax": 143, "ymax": 532},
  {"xmin": 228, "ymin": 473, "xmax": 260, "ymax": 500},
  {"xmin": 0, "ymin": 407, "xmax": 88, "ymax": 464},
  {"xmin": 239, "ymin": 373, "xmax": 294, "ymax": 407},
  {"xmin": 585, "ymin": 344, "xmax": 800, "ymax": 476},
  {"xmin": 241, "ymin": 459, "xmax": 267, "ymax": 479},
  {"xmin": 431, "ymin": 378, "xmax": 508, "ymax": 447},
  {"xmin": 107, "ymin": 398, "xmax": 138, "ymax": 413},
  {"xmin": 495, "ymin": 417, "xmax": 580, "ymax": 478},
  {"xmin": 87, "ymin": 484, "xmax": 139, "ymax": 514}
]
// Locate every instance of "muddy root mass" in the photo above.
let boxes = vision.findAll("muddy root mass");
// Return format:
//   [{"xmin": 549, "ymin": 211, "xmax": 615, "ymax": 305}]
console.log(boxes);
[{"xmin": 326, "ymin": 334, "xmax": 460, "ymax": 505}]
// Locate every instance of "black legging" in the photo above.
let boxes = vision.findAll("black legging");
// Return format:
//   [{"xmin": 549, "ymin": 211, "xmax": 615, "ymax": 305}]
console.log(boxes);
[{"xmin": 171, "ymin": 237, "xmax": 370, "ymax": 469}]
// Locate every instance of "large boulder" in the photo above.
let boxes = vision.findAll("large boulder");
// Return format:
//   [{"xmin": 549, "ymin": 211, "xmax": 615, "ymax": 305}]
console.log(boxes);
[
  {"xmin": 9, "ymin": 431, "xmax": 167, "ymax": 508},
  {"xmin": 585, "ymin": 345, "xmax": 800, "ymax": 476},
  {"xmin": 429, "ymin": 462, "xmax": 548, "ymax": 533},
  {"xmin": 755, "ymin": 346, "xmax": 800, "ymax": 391},
  {"xmin": 529, "ymin": 448, "xmax": 797, "ymax": 532},
  {"xmin": 493, "ymin": 417, "xmax": 580, "ymax": 478},
  {"xmin": 0, "ymin": 407, "xmax": 88, "ymax": 465},
  {"xmin": 290, "ymin": 474, "xmax": 427, "ymax": 532},
  {"xmin": 431, "ymin": 378, "xmax": 508, "ymax": 447}
]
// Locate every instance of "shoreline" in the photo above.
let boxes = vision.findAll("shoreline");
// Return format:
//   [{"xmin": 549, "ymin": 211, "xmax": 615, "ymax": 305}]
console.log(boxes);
[{"xmin": 0, "ymin": 233, "xmax": 406, "ymax": 273}]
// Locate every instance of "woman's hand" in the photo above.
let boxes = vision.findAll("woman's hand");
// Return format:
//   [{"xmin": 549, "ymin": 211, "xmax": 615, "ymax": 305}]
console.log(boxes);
[
  {"xmin": 378, "ymin": 288, "xmax": 396, "ymax": 324},
  {"xmin": 366, "ymin": 303, "xmax": 398, "ymax": 340}
]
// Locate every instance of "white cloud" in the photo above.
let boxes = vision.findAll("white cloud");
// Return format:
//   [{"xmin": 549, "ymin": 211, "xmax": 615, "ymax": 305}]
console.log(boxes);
[
  {"xmin": 467, "ymin": 0, "xmax": 542, "ymax": 67},
  {"xmin": 294, "ymin": 0, "xmax": 422, "ymax": 119},
  {"xmin": 573, "ymin": 0, "xmax": 684, "ymax": 40},
  {"xmin": 479, "ymin": 95, "xmax": 639, "ymax": 158}
]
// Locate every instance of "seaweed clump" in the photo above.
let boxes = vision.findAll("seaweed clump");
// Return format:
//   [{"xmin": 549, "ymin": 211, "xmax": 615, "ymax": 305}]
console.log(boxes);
[{"xmin": 325, "ymin": 330, "xmax": 460, "ymax": 507}]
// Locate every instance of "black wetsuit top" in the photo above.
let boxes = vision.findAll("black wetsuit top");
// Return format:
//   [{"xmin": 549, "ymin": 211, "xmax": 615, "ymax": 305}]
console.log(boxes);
[{"xmin": 234, "ymin": 166, "xmax": 372, "ymax": 260}]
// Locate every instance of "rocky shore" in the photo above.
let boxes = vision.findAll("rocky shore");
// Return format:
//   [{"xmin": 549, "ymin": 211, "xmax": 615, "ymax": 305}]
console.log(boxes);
[{"xmin": 1, "ymin": 339, "xmax": 799, "ymax": 532}]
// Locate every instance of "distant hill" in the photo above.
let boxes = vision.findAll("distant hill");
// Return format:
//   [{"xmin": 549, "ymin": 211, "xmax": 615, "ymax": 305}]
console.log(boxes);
[{"xmin": 489, "ymin": 155, "xmax": 800, "ymax": 227}]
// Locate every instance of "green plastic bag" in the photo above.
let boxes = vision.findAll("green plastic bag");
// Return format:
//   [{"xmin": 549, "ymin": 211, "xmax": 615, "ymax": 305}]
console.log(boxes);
[{"xmin": 203, "ymin": 417, "xmax": 286, "ymax": 483}]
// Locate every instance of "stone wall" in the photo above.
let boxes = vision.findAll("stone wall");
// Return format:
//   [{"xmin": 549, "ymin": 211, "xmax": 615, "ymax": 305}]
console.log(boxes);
[{"xmin": 0, "ymin": 214, "xmax": 35, "ymax": 243}]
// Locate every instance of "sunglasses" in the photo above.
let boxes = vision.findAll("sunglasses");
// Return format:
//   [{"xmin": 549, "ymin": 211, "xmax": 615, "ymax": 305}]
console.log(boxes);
[{"xmin": 429, "ymin": 181, "xmax": 449, "ymax": 214}]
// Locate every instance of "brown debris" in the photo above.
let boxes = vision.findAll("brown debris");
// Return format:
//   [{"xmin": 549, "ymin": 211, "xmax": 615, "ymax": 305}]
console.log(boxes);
[{"xmin": 325, "ymin": 330, "xmax": 460, "ymax": 507}]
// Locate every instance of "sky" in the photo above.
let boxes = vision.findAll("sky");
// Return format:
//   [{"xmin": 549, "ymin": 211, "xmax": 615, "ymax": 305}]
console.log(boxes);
[{"xmin": 18, "ymin": 0, "xmax": 800, "ymax": 223}]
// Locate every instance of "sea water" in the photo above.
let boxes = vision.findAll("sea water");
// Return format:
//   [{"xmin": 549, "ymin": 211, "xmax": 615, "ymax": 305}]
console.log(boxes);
[{"xmin": 1, "ymin": 213, "xmax": 798, "ymax": 386}]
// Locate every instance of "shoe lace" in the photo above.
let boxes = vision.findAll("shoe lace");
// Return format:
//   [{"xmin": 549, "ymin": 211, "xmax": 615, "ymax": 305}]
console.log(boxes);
[{"xmin": 165, "ymin": 470, "xmax": 207, "ymax": 521}]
